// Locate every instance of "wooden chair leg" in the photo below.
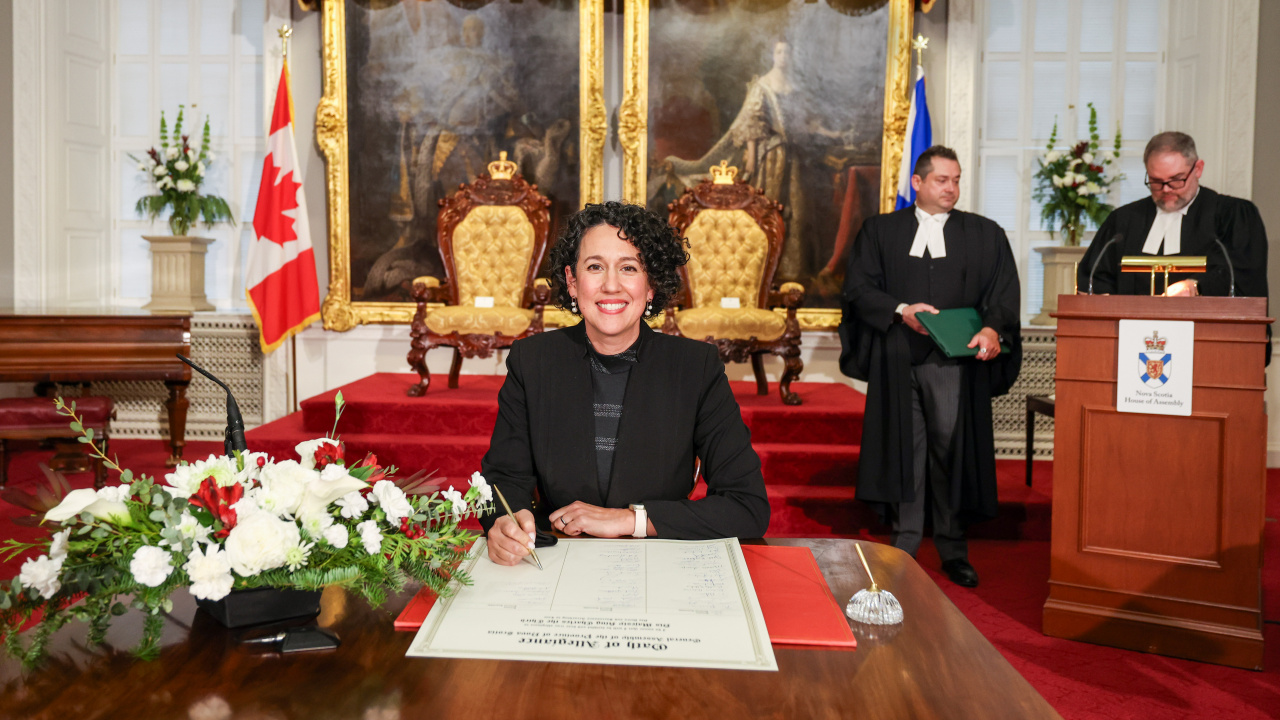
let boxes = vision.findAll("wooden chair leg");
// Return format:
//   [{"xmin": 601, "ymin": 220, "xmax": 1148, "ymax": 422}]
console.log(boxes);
[
  {"xmin": 448, "ymin": 347, "xmax": 463, "ymax": 389},
  {"xmin": 778, "ymin": 351, "xmax": 803, "ymax": 406},
  {"xmin": 407, "ymin": 342, "xmax": 432, "ymax": 397},
  {"xmin": 751, "ymin": 354, "xmax": 768, "ymax": 396},
  {"xmin": 1025, "ymin": 402, "xmax": 1035, "ymax": 487}
]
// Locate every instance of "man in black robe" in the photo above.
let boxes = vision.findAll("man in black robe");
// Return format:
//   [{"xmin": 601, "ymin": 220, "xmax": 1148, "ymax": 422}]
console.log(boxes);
[
  {"xmin": 839, "ymin": 146, "xmax": 1021, "ymax": 587},
  {"xmin": 1078, "ymin": 131, "xmax": 1268, "ymax": 303}
]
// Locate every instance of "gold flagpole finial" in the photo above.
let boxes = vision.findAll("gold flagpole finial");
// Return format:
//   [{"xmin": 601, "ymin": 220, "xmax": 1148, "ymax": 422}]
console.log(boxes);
[
  {"xmin": 278, "ymin": 25, "xmax": 293, "ymax": 62},
  {"xmin": 911, "ymin": 34, "xmax": 929, "ymax": 69}
]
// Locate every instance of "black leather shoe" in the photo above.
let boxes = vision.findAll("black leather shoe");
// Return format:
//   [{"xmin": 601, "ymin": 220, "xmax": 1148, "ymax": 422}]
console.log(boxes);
[{"xmin": 941, "ymin": 559, "xmax": 979, "ymax": 587}]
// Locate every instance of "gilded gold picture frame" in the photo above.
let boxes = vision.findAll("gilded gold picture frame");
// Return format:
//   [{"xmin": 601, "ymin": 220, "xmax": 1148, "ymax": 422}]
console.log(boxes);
[
  {"xmin": 318, "ymin": 0, "xmax": 606, "ymax": 331},
  {"xmin": 622, "ymin": 0, "xmax": 913, "ymax": 331}
]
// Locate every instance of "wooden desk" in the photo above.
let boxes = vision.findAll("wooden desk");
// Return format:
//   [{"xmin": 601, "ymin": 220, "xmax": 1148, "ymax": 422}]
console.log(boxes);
[
  {"xmin": 0, "ymin": 311, "xmax": 192, "ymax": 464},
  {"xmin": 0, "ymin": 539, "xmax": 1060, "ymax": 720}
]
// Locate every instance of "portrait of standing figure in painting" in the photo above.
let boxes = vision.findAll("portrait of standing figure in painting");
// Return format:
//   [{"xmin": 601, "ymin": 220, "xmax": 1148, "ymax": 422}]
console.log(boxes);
[
  {"xmin": 344, "ymin": 0, "xmax": 580, "ymax": 303},
  {"xmin": 646, "ymin": 0, "xmax": 888, "ymax": 307}
]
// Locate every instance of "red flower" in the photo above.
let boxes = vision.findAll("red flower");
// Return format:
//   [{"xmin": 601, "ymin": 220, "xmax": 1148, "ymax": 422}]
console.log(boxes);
[
  {"xmin": 353, "ymin": 452, "xmax": 387, "ymax": 484},
  {"xmin": 187, "ymin": 475, "xmax": 244, "ymax": 539},
  {"xmin": 314, "ymin": 441, "xmax": 345, "ymax": 470}
]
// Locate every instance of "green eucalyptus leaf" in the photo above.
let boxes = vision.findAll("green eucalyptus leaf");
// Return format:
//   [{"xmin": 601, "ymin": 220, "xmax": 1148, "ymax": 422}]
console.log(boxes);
[{"xmin": 111, "ymin": 602, "xmax": 128, "ymax": 616}]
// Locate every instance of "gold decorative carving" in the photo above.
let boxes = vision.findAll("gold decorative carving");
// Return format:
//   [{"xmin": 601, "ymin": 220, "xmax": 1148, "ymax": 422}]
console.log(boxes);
[
  {"xmin": 487, "ymin": 151, "xmax": 518, "ymax": 181},
  {"xmin": 317, "ymin": 1, "xmax": 605, "ymax": 331},
  {"xmin": 619, "ymin": 0, "xmax": 650, "ymax": 204},
  {"xmin": 709, "ymin": 160, "xmax": 738, "ymax": 185},
  {"xmin": 580, "ymin": 0, "xmax": 606, "ymax": 205},
  {"xmin": 879, "ymin": 0, "xmax": 915, "ymax": 214}
]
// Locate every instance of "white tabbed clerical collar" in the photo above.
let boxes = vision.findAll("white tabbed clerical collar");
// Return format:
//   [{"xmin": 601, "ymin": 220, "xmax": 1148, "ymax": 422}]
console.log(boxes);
[
  {"xmin": 1141, "ymin": 188, "xmax": 1199, "ymax": 255},
  {"xmin": 909, "ymin": 206, "xmax": 949, "ymax": 258}
]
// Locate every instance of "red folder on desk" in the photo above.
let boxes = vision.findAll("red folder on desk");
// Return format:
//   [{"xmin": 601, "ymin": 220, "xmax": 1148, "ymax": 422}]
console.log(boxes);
[
  {"xmin": 396, "ymin": 545, "xmax": 855, "ymax": 649},
  {"xmin": 741, "ymin": 545, "xmax": 856, "ymax": 648}
]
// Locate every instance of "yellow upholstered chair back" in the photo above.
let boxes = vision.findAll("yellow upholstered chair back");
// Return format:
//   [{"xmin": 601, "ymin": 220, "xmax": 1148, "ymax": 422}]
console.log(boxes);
[
  {"xmin": 683, "ymin": 209, "xmax": 770, "ymax": 308},
  {"xmin": 449, "ymin": 205, "xmax": 536, "ymax": 308}
]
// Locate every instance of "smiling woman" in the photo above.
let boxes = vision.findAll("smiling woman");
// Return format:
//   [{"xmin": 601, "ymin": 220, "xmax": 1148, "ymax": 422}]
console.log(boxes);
[{"xmin": 479, "ymin": 203, "xmax": 771, "ymax": 567}]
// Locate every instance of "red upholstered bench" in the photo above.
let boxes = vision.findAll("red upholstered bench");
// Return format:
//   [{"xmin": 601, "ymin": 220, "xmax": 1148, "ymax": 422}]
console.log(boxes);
[{"xmin": 0, "ymin": 396, "xmax": 115, "ymax": 489}]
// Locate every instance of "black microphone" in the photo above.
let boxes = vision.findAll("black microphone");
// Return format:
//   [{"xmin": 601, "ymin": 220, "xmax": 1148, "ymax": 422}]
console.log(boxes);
[
  {"xmin": 177, "ymin": 354, "xmax": 248, "ymax": 455},
  {"xmin": 1212, "ymin": 236, "xmax": 1236, "ymax": 297},
  {"xmin": 1087, "ymin": 232, "xmax": 1124, "ymax": 295}
]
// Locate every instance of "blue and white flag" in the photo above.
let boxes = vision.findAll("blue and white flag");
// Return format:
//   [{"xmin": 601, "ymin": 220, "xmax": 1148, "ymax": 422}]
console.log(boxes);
[{"xmin": 894, "ymin": 66, "xmax": 933, "ymax": 211}]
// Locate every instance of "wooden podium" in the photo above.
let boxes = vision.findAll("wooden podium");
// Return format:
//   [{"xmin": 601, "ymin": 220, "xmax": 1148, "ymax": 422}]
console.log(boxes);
[{"xmin": 1045, "ymin": 295, "xmax": 1270, "ymax": 670}]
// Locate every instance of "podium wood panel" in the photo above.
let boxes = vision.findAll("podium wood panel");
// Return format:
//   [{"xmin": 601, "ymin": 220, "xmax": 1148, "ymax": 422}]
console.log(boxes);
[{"xmin": 1045, "ymin": 295, "xmax": 1268, "ymax": 669}]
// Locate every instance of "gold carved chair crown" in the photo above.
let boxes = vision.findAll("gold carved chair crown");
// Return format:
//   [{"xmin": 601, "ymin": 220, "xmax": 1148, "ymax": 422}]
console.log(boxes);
[
  {"xmin": 663, "ymin": 166, "xmax": 805, "ymax": 405},
  {"xmin": 407, "ymin": 154, "xmax": 552, "ymax": 395}
]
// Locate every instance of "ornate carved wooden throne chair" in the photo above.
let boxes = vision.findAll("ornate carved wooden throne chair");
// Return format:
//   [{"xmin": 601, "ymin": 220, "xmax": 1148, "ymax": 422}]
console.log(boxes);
[
  {"xmin": 663, "ymin": 162, "xmax": 805, "ymax": 405},
  {"xmin": 407, "ymin": 153, "xmax": 552, "ymax": 395}
]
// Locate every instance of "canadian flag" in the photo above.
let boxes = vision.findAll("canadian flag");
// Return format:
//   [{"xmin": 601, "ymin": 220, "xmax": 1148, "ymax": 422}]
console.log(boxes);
[{"xmin": 246, "ymin": 62, "xmax": 320, "ymax": 354}]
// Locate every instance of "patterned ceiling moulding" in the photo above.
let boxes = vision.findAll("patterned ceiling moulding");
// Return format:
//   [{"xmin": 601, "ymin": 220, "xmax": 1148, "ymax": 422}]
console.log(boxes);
[
  {"xmin": 622, "ymin": 0, "xmax": 911, "ymax": 332},
  {"xmin": 318, "ymin": 0, "xmax": 605, "ymax": 331}
]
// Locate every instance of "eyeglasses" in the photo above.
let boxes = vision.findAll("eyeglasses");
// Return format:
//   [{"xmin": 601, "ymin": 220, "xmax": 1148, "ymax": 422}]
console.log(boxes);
[{"xmin": 1143, "ymin": 173, "xmax": 1192, "ymax": 191}]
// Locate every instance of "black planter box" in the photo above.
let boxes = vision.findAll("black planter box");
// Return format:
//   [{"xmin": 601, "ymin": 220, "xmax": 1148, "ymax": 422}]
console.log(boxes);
[{"xmin": 196, "ymin": 587, "xmax": 323, "ymax": 628}]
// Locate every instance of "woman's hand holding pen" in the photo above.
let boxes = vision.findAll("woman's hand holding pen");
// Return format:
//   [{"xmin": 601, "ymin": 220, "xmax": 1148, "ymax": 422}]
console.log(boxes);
[
  {"xmin": 487, "ymin": 510, "xmax": 537, "ymax": 566},
  {"xmin": 549, "ymin": 501, "xmax": 638, "ymax": 538}
]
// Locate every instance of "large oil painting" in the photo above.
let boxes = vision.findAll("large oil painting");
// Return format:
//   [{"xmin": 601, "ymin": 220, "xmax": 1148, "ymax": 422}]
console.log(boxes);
[
  {"xmin": 638, "ymin": 0, "xmax": 899, "ymax": 311},
  {"xmin": 327, "ymin": 0, "xmax": 592, "ymax": 323}
]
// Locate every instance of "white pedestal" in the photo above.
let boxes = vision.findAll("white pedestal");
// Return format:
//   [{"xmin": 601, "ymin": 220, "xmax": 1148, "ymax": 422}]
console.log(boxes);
[
  {"xmin": 142, "ymin": 235, "xmax": 215, "ymax": 313},
  {"xmin": 1031, "ymin": 245, "xmax": 1088, "ymax": 326}
]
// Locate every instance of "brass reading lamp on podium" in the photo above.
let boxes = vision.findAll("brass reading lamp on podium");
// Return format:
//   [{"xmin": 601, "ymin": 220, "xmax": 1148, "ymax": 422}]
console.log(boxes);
[{"xmin": 1120, "ymin": 255, "xmax": 1207, "ymax": 296}]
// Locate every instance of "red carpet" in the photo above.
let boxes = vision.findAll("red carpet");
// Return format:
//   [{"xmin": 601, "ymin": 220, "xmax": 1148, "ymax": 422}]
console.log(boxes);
[{"xmin": 3, "ymin": 374, "xmax": 1279, "ymax": 719}]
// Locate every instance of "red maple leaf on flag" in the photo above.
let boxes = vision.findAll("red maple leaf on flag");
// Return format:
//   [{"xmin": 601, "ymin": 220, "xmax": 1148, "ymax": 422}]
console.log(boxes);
[{"xmin": 252, "ymin": 156, "xmax": 302, "ymax": 246}]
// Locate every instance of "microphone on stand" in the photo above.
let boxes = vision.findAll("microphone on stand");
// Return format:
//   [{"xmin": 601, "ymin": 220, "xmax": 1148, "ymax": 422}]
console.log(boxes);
[
  {"xmin": 1211, "ymin": 236, "xmax": 1236, "ymax": 297},
  {"xmin": 176, "ymin": 354, "xmax": 248, "ymax": 455},
  {"xmin": 1087, "ymin": 232, "xmax": 1124, "ymax": 295}
]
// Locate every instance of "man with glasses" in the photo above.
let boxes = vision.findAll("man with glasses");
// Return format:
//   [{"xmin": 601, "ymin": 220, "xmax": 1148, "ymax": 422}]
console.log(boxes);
[{"xmin": 1077, "ymin": 131, "xmax": 1268, "ymax": 304}]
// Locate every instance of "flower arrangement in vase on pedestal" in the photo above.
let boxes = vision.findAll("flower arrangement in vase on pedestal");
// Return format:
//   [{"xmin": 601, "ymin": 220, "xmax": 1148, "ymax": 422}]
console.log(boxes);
[
  {"xmin": 131, "ymin": 106, "xmax": 235, "ymax": 313},
  {"xmin": 1031, "ymin": 103, "xmax": 1124, "ymax": 246},
  {"xmin": 0, "ymin": 394, "xmax": 493, "ymax": 668}
]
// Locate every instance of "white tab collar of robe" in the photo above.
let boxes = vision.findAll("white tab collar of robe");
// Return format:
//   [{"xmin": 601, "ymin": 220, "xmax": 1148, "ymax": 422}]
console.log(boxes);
[
  {"xmin": 909, "ymin": 207, "xmax": 949, "ymax": 259},
  {"xmin": 1141, "ymin": 189, "xmax": 1199, "ymax": 255}
]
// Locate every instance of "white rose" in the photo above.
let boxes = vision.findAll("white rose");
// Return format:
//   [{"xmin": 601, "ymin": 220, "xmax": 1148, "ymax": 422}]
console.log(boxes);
[
  {"xmin": 370, "ymin": 480, "xmax": 413, "ymax": 526},
  {"xmin": 1086, "ymin": 182, "xmax": 1101, "ymax": 195},
  {"xmin": 1052, "ymin": 175, "xmax": 1063, "ymax": 188},
  {"xmin": 175, "ymin": 179, "xmax": 196, "ymax": 193},
  {"xmin": 153, "ymin": 165, "xmax": 168, "ymax": 176},
  {"xmin": 223, "ymin": 513, "xmax": 300, "ymax": 577},
  {"xmin": 1082, "ymin": 152, "xmax": 1094, "ymax": 164},
  {"xmin": 256, "ymin": 459, "xmax": 309, "ymax": 516},
  {"xmin": 441, "ymin": 487, "xmax": 465, "ymax": 520},
  {"xmin": 97, "ymin": 484, "xmax": 132, "ymax": 504},
  {"xmin": 322, "ymin": 524, "xmax": 349, "ymax": 549},
  {"xmin": 469, "ymin": 472, "xmax": 493, "ymax": 503},
  {"xmin": 196, "ymin": 161, "xmax": 206, "ymax": 176},
  {"xmin": 295, "ymin": 438, "xmax": 340, "ymax": 471},
  {"xmin": 1076, "ymin": 185, "xmax": 1091, "ymax": 196},
  {"xmin": 299, "ymin": 510, "xmax": 334, "ymax": 539},
  {"xmin": 1069, "ymin": 157, "xmax": 1082, "ymax": 168},
  {"xmin": 44, "ymin": 487, "xmax": 131, "ymax": 525},
  {"xmin": 336, "ymin": 490, "xmax": 369, "ymax": 520},
  {"xmin": 130, "ymin": 546, "xmax": 175, "ymax": 588},
  {"xmin": 231, "ymin": 491, "xmax": 266, "ymax": 521},
  {"xmin": 1045, "ymin": 150, "xmax": 1061, "ymax": 163},
  {"xmin": 174, "ymin": 160, "xmax": 190, "ymax": 172},
  {"xmin": 185, "ymin": 544, "xmax": 234, "ymax": 601},
  {"xmin": 356, "ymin": 520, "xmax": 382, "ymax": 555},
  {"xmin": 19, "ymin": 555, "xmax": 63, "ymax": 599},
  {"xmin": 49, "ymin": 528, "xmax": 71, "ymax": 560},
  {"xmin": 166, "ymin": 147, "xmax": 180, "ymax": 160},
  {"xmin": 297, "ymin": 464, "xmax": 367, "ymax": 518}
]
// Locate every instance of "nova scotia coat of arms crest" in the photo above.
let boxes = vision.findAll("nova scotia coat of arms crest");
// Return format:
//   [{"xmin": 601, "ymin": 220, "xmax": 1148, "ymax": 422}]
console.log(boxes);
[{"xmin": 1139, "ymin": 331, "xmax": 1171, "ymax": 388}]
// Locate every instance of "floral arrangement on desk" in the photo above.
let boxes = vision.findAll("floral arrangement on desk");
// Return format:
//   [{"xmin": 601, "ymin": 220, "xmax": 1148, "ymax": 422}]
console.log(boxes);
[
  {"xmin": 1031, "ymin": 102, "xmax": 1124, "ymax": 246},
  {"xmin": 0, "ymin": 394, "xmax": 493, "ymax": 668},
  {"xmin": 130, "ymin": 105, "xmax": 234, "ymax": 236}
]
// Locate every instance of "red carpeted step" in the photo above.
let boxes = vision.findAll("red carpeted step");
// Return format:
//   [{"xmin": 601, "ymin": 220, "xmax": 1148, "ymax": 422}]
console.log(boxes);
[
  {"xmin": 299, "ymin": 374, "xmax": 505, "ymax": 437},
  {"xmin": 755, "ymin": 442, "xmax": 861, "ymax": 485}
]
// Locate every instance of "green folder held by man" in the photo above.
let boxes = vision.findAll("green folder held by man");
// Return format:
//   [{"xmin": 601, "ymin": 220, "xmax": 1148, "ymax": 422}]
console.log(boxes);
[{"xmin": 915, "ymin": 307, "xmax": 1011, "ymax": 359}]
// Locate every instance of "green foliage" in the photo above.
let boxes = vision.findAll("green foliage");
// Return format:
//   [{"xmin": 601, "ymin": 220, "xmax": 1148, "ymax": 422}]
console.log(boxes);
[
  {"xmin": 1031, "ymin": 103, "xmax": 1125, "ymax": 246},
  {"xmin": 129, "ymin": 105, "xmax": 235, "ymax": 236}
]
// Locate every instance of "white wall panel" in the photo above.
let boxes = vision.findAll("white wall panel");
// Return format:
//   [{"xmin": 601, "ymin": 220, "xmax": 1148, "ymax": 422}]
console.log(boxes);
[{"xmin": 64, "ymin": 144, "xmax": 104, "ymax": 214}]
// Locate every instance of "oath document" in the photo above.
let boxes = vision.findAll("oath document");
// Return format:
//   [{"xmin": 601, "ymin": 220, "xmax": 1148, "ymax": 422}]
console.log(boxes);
[{"xmin": 405, "ymin": 537, "xmax": 777, "ymax": 671}]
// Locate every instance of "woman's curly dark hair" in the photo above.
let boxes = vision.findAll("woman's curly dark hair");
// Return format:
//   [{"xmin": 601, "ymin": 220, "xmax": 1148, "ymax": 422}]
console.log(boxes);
[{"xmin": 548, "ymin": 201, "xmax": 689, "ymax": 317}]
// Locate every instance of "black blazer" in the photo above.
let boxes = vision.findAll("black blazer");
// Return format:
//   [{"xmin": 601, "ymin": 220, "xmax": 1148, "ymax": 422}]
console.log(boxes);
[{"xmin": 479, "ymin": 322, "xmax": 770, "ymax": 539}]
